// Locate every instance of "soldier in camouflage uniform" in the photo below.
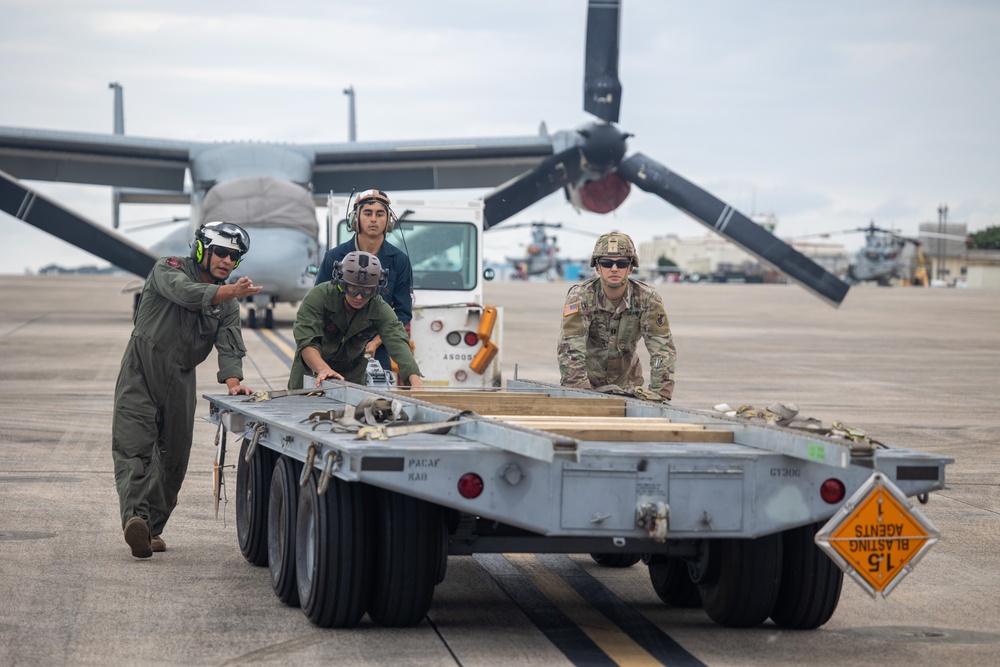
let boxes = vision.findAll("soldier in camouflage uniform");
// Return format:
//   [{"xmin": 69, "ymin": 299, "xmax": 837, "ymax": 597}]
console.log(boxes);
[
  {"xmin": 557, "ymin": 231, "xmax": 676, "ymax": 401},
  {"xmin": 289, "ymin": 251, "xmax": 423, "ymax": 389},
  {"xmin": 113, "ymin": 221, "xmax": 263, "ymax": 558}
]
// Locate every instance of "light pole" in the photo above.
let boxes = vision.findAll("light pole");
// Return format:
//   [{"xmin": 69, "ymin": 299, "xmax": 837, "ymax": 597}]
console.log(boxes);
[
  {"xmin": 936, "ymin": 203, "xmax": 948, "ymax": 281},
  {"xmin": 343, "ymin": 86, "xmax": 356, "ymax": 142}
]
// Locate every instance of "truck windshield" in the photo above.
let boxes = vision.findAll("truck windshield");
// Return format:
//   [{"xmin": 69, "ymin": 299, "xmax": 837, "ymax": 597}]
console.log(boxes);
[{"xmin": 338, "ymin": 220, "xmax": 478, "ymax": 291}]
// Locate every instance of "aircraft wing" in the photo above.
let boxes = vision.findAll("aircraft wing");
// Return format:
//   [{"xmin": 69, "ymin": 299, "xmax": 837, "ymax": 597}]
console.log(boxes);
[
  {"xmin": 0, "ymin": 126, "xmax": 192, "ymax": 191},
  {"xmin": 0, "ymin": 125, "xmax": 556, "ymax": 196},
  {"xmin": 309, "ymin": 136, "xmax": 555, "ymax": 193}
]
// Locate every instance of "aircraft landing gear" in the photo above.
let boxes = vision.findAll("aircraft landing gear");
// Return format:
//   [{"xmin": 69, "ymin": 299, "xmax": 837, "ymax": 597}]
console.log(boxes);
[{"xmin": 244, "ymin": 306, "xmax": 275, "ymax": 329}]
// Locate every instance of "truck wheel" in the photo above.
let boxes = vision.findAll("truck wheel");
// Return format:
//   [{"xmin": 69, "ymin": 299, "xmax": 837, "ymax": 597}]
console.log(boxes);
[
  {"xmin": 295, "ymin": 471, "xmax": 371, "ymax": 628},
  {"xmin": 367, "ymin": 488, "xmax": 446, "ymax": 627},
  {"xmin": 697, "ymin": 535, "xmax": 782, "ymax": 628},
  {"xmin": 647, "ymin": 556, "xmax": 701, "ymax": 607},
  {"xmin": 236, "ymin": 438, "xmax": 273, "ymax": 566},
  {"xmin": 770, "ymin": 522, "xmax": 843, "ymax": 629},
  {"xmin": 267, "ymin": 456, "xmax": 301, "ymax": 606},
  {"xmin": 590, "ymin": 553, "xmax": 642, "ymax": 568}
]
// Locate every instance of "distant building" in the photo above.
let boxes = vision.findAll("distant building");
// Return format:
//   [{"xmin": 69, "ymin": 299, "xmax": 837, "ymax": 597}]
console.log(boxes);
[{"xmin": 638, "ymin": 229, "xmax": 847, "ymax": 282}]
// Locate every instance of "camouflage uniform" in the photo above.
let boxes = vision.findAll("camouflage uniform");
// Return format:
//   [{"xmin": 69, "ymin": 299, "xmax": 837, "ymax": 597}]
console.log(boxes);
[
  {"xmin": 557, "ymin": 276, "xmax": 676, "ymax": 400},
  {"xmin": 112, "ymin": 256, "xmax": 247, "ymax": 534},
  {"xmin": 288, "ymin": 281, "xmax": 421, "ymax": 388}
]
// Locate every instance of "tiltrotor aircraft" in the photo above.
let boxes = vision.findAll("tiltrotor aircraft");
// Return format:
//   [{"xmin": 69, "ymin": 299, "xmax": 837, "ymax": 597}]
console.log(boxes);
[{"xmin": 0, "ymin": 0, "xmax": 849, "ymax": 319}]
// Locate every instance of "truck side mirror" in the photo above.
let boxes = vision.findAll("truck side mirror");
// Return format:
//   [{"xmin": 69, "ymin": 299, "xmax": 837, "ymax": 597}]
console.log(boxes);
[{"xmin": 483, "ymin": 267, "xmax": 495, "ymax": 281}]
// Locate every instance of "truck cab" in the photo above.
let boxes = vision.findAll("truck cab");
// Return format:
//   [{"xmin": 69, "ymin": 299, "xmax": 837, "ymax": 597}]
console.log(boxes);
[{"xmin": 328, "ymin": 196, "xmax": 502, "ymax": 387}]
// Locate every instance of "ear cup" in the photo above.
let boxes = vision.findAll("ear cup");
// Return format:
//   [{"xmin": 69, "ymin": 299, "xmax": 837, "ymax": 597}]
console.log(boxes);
[
  {"xmin": 348, "ymin": 209, "xmax": 358, "ymax": 233},
  {"xmin": 194, "ymin": 239, "xmax": 204, "ymax": 263},
  {"xmin": 233, "ymin": 257, "xmax": 241, "ymax": 269},
  {"xmin": 385, "ymin": 210, "xmax": 397, "ymax": 234}
]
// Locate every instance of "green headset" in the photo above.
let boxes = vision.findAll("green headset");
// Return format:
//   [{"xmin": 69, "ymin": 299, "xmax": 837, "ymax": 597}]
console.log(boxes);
[
  {"xmin": 348, "ymin": 189, "xmax": 397, "ymax": 234},
  {"xmin": 193, "ymin": 221, "xmax": 250, "ymax": 268}
]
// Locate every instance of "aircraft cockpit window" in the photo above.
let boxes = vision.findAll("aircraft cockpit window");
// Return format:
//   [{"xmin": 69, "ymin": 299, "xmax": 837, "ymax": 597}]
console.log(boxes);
[{"xmin": 337, "ymin": 219, "xmax": 478, "ymax": 291}]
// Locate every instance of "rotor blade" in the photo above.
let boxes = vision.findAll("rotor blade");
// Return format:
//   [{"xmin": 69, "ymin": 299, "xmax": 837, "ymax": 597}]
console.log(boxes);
[
  {"xmin": 619, "ymin": 154, "xmax": 850, "ymax": 307},
  {"xmin": 483, "ymin": 147, "xmax": 583, "ymax": 229},
  {"xmin": 583, "ymin": 0, "xmax": 622, "ymax": 123},
  {"xmin": 0, "ymin": 169, "xmax": 157, "ymax": 277}
]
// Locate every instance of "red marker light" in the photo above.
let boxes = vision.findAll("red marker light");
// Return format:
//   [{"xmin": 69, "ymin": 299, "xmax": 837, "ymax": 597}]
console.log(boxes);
[
  {"xmin": 820, "ymin": 478, "xmax": 846, "ymax": 504},
  {"xmin": 464, "ymin": 332, "xmax": 479, "ymax": 346},
  {"xmin": 458, "ymin": 473, "xmax": 484, "ymax": 499}
]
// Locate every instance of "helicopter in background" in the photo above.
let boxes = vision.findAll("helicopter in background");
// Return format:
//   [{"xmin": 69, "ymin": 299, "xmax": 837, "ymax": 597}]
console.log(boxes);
[
  {"xmin": 490, "ymin": 222, "xmax": 597, "ymax": 280},
  {"xmin": 794, "ymin": 221, "xmax": 967, "ymax": 286}
]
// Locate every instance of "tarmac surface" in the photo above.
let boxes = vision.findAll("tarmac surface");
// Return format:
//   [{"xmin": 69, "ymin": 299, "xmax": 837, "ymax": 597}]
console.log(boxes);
[{"xmin": 1, "ymin": 274, "xmax": 998, "ymax": 666}]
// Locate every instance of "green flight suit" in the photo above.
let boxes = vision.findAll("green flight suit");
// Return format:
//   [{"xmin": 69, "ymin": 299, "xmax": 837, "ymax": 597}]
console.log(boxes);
[
  {"xmin": 557, "ymin": 276, "xmax": 677, "ymax": 400},
  {"xmin": 112, "ymin": 256, "xmax": 246, "ymax": 535},
  {"xmin": 288, "ymin": 282, "xmax": 421, "ymax": 388}
]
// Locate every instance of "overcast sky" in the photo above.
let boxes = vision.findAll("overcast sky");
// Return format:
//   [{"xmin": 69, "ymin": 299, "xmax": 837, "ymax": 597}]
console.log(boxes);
[{"xmin": 1, "ymin": 0, "xmax": 997, "ymax": 274}]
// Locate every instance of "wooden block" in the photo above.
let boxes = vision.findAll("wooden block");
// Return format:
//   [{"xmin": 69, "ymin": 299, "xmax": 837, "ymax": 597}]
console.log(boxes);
[
  {"xmin": 398, "ymin": 391, "xmax": 626, "ymax": 417},
  {"xmin": 536, "ymin": 426, "xmax": 734, "ymax": 443}
]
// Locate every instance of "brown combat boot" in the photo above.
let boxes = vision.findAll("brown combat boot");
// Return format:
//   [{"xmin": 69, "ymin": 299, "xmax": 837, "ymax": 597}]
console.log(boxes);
[
  {"xmin": 124, "ymin": 516, "xmax": 152, "ymax": 558},
  {"xmin": 150, "ymin": 535, "xmax": 166, "ymax": 552}
]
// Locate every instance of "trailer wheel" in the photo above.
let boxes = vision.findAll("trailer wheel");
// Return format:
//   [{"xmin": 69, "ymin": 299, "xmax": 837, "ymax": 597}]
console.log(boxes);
[
  {"xmin": 236, "ymin": 437, "xmax": 273, "ymax": 566},
  {"xmin": 647, "ymin": 556, "xmax": 702, "ymax": 607},
  {"xmin": 697, "ymin": 535, "xmax": 782, "ymax": 628},
  {"xmin": 770, "ymin": 522, "xmax": 843, "ymax": 629},
  {"xmin": 590, "ymin": 552, "xmax": 642, "ymax": 568},
  {"xmin": 367, "ymin": 488, "xmax": 446, "ymax": 627},
  {"xmin": 295, "ymin": 471, "xmax": 371, "ymax": 628},
  {"xmin": 267, "ymin": 456, "xmax": 301, "ymax": 606}
]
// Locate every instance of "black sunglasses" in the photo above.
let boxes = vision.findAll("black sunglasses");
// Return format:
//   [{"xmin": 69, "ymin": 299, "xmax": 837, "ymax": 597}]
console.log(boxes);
[
  {"xmin": 211, "ymin": 246, "xmax": 242, "ymax": 261},
  {"xmin": 597, "ymin": 258, "xmax": 631, "ymax": 269}
]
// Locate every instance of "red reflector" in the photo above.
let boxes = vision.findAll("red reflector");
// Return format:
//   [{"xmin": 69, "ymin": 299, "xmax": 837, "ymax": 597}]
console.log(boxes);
[
  {"xmin": 458, "ymin": 473, "xmax": 483, "ymax": 499},
  {"xmin": 464, "ymin": 332, "xmax": 479, "ymax": 346},
  {"xmin": 820, "ymin": 478, "xmax": 846, "ymax": 504}
]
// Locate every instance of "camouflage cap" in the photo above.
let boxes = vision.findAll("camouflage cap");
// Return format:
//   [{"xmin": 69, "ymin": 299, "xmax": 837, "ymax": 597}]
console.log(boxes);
[{"xmin": 590, "ymin": 231, "xmax": 639, "ymax": 267}]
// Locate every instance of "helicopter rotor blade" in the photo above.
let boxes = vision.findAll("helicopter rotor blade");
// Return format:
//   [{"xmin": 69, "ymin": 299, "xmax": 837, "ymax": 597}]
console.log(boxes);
[
  {"xmin": 483, "ymin": 147, "xmax": 583, "ymax": 229},
  {"xmin": 619, "ymin": 153, "xmax": 850, "ymax": 307},
  {"xmin": 583, "ymin": 0, "xmax": 623, "ymax": 123}
]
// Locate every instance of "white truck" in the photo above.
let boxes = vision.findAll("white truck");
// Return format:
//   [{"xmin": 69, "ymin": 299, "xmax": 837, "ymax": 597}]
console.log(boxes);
[
  {"xmin": 326, "ymin": 196, "xmax": 502, "ymax": 388},
  {"xmin": 206, "ymin": 378, "xmax": 951, "ymax": 631}
]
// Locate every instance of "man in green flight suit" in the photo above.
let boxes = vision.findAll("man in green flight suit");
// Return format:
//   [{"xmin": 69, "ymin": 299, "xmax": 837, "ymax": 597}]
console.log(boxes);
[
  {"xmin": 112, "ymin": 221, "xmax": 264, "ymax": 558},
  {"xmin": 557, "ymin": 231, "xmax": 677, "ymax": 401},
  {"xmin": 289, "ymin": 250, "xmax": 423, "ymax": 389}
]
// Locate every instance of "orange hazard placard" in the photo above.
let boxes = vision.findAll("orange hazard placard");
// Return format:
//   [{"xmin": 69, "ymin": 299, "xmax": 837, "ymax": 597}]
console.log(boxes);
[{"xmin": 816, "ymin": 473, "xmax": 941, "ymax": 599}]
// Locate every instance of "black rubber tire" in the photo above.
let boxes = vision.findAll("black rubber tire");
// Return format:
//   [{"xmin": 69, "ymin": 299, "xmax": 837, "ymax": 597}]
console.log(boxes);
[
  {"xmin": 264, "ymin": 308, "xmax": 274, "ymax": 329},
  {"xmin": 367, "ymin": 488, "xmax": 446, "ymax": 627},
  {"xmin": 697, "ymin": 535, "xmax": 783, "ymax": 628},
  {"xmin": 648, "ymin": 556, "xmax": 702, "ymax": 608},
  {"xmin": 267, "ymin": 456, "xmax": 301, "ymax": 606},
  {"xmin": 236, "ymin": 438, "xmax": 273, "ymax": 566},
  {"xmin": 295, "ymin": 471, "xmax": 371, "ymax": 628},
  {"xmin": 770, "ymin": 522, "xmax": 844, "ymax": 629},
  {"xmin": 245, "ymin": 308, "xmax": 256, "ymax": 329},
  {"xmin": 590, "ymin": 552, "xmax": 642, "ymax": 568}
]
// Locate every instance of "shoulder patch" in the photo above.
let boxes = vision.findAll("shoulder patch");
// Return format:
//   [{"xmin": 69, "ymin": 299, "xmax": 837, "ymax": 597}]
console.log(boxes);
[
  {"xmin": 563, "ymin": 303, "xmax": 580, "ymax": 317},
  {"xmin": 166, "ymin": 257, "xmax": 182, "ymax": 269}
]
